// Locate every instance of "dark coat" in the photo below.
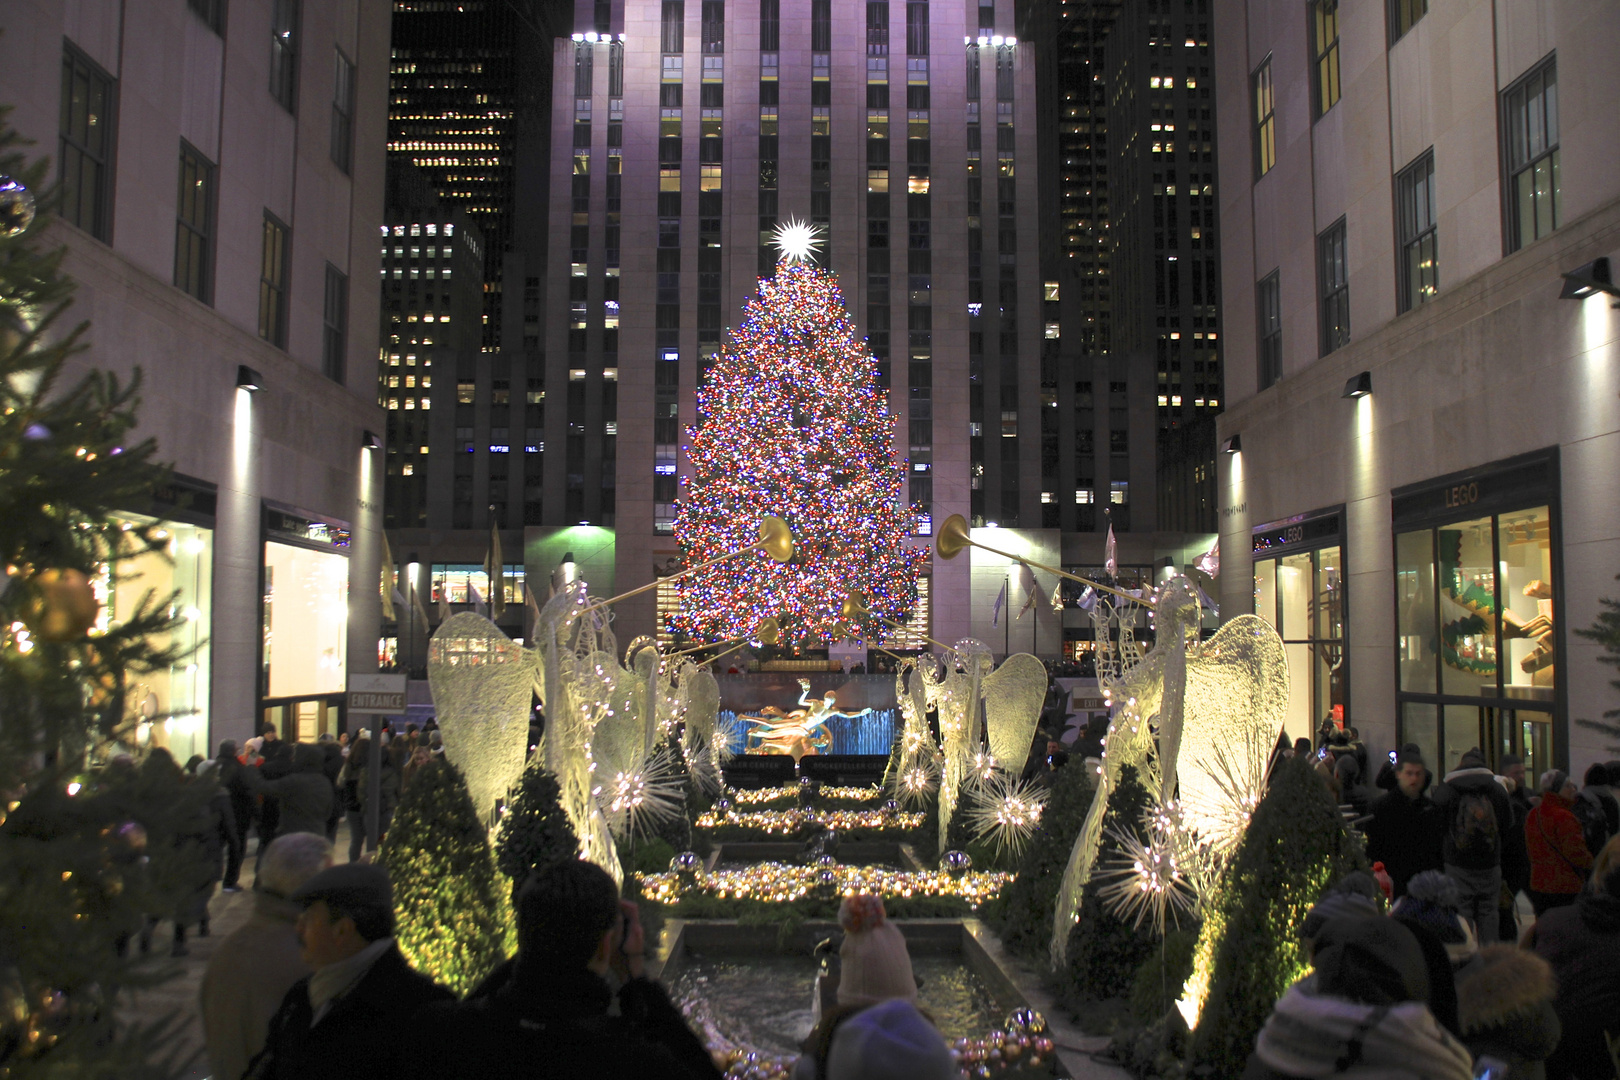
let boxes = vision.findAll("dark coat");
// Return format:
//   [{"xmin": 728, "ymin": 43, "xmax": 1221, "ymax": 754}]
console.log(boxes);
[
  {"xmin": 217, "ymin": 755, "xmax": 257, "ymax": 833},
  {"xmin": 1529, "ymin": 889, "xmax": 1620, "ymax": 1080},
  {"xmin": 1364, "ymin": 788, "xmax": 1444, "ymax": 899},
  {"xmin": 250, "ymin": 751, "xmax": 336, "ymax": 840},
  {"xmin": 1431, "ymin": 764, "xmax": 1514, "ymax": 870},
  {"xmin": 404, "ymin": 963, "xmax": 723, "ymax": 1080},
  {"xmin": 246, "ymin": 944, "xmax": 452, "ymax": 1080}
]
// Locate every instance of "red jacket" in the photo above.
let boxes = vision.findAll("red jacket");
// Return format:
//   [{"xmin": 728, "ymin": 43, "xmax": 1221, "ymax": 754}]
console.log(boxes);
[{"xmin": 1526, "ymin": 790, "xmax": 1593, "ymax": 894}]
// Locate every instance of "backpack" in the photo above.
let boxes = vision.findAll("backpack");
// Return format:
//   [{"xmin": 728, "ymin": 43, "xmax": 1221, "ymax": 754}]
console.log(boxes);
[
  {"xmin": 1574, "ymin": 791, "xmax": 1611, "ymax": 856},
  {"xmin": 1451, "ymin": 788, "xmax": 1500, "ymax": 858}
]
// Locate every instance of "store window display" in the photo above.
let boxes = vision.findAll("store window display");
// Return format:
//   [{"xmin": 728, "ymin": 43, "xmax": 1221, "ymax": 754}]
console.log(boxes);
[
  {"xmin": 94, "ymin": 516, "xmax": 213, "ymax": 761},
  {"xmin": 1395, "ymin": 504, "xmax": 1556, "ymax": 778}
]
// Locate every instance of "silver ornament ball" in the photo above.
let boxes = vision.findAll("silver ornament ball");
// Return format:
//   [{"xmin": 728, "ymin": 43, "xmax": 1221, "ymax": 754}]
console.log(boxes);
[
  {"xmin": 0, "ymin": 176, "xmax": 36, "ymax": 237},
  {"xmin": 1004, "ymin": 1007, "xmax": 1046, "ymax": 1035}
]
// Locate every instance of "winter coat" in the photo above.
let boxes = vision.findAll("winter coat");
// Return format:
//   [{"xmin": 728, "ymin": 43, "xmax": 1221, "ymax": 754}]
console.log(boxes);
[
  {"xmin": 1528, "ymin": 889, "xmax": 1620, "ymax": 1080},
  {"xmin": 246, "ymin": 943, "xmax": 452, "ymax": 1080},
  {"xmin": 173, "ymin": 784, "xmax": 233, "ymax": 923},
  {"xmin": 1501, "ymin": 794, "xmax": 1533, "ymax": 896},
  {"xmin": 217, "ymin": 754, "xmax": 257, "ymax": 834},
  {"xmin": 257, "ymin": 742, "xmax": 294, "ymax": 836},
  {"xmin": 1242, "ymin": 978, "xmax": 1474, "ymax": 1080},
  {"xmin": 1456, "ymin": 945, "xmax": 1561, "ymax": 1080},
  {"xmin": 250, "ymin": 750, "xmax": 337, "ymax": 840},
  {"xmin": 1431, "ymin": 761, "xmax": 1514, "ymax": 870},
  {"xmin": 1526, "ymin": 790, "xmax": 1592, "ymax": 896},
  {"xmin": 200, "ymin": 892, "xmax": 313, "ymax": 1080},
  {"xmin": 402, "ymin": 964, "xmax": 723, "ymax": 1080},
  {"xmin": 1364, "ymin": 789, "xmax": 1445, "ymax": 899}
]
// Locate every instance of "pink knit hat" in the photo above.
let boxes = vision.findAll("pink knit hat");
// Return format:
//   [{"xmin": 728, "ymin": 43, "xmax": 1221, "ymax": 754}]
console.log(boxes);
[{"xmin": 837, "ymin": 895, "xmax": 917, "ymax": 1008}]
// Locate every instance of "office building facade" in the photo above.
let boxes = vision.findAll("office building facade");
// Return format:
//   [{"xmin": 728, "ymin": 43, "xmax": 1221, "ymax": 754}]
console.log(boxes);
[
  {"xmin": 0, "ymin": 0, "xmax": 392, "ymax": 752},
  {"xmin": 1212, "ymin": 0, "xmax": 1620, "ymax": 778}
]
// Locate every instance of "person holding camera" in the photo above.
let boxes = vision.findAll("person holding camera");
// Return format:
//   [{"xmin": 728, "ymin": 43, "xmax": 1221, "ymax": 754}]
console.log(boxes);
[{"xmin": 406, "ymin": 859, "xmax": 722, "ymax": 1080}]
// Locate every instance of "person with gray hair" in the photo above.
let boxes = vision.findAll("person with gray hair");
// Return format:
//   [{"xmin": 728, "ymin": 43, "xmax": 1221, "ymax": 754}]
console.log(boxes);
[{"xmin": 200, "ymin": 833, "xmax": 334, "ymax": 1080}]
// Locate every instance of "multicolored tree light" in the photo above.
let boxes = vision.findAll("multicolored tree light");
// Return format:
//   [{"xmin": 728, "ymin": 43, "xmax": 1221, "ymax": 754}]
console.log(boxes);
[{"xmin": 675, "ymin": 237, "xmax": 926, "ymax": 643}]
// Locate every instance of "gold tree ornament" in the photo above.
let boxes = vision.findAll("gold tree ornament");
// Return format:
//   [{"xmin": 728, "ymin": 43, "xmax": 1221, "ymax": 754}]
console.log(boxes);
[{"xmin": 24, "ymin": 568, "xmax": 99, "ymax": 642}]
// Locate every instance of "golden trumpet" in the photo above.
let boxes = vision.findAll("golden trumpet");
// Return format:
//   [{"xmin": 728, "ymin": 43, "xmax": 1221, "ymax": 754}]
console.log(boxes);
[
  {"xmin": 575, "ymin": 517, "xmax": 794, "ymax": 618},
  {"xmin": 934, "ymin": 513, "xmax": 1151, "ymax": 608},
  {"xmin": 661, "ymin": 616, "xmax": 781, "ymax": 660},
  {"xmin": 840, "ymin": 590, "xmax": 957, "ymax": 654}
]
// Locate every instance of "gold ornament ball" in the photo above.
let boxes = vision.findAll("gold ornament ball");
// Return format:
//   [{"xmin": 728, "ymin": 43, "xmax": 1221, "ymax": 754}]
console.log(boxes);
[{"xmin": 26, "ymin": 569, "xmax": 100, "ymax": 642}]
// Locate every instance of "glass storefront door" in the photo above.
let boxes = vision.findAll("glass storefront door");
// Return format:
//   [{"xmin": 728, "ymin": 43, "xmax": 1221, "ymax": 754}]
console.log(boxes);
[
  {"xmin": 1392, "ymin": 450, "xmax": 1561, "ymax": 778},
  {"xmin": 261, "ymin": 507, "xmax": 352, "ymax": 737}
]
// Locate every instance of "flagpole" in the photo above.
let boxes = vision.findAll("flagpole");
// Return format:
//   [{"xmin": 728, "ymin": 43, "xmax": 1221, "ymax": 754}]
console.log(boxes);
[{"xmin": 1004, "ymin": 569, "xmax": 1009, "ymax": 658}]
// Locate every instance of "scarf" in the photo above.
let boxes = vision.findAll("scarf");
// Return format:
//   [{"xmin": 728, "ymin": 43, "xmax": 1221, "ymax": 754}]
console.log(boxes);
[
  {"xmin": 307, "ymin": 938, "xmax": 395, "ymax": 1024},
  {"xmin": 1253, "ymin": 980, "xmax": 1475, "ymax": 1079}
]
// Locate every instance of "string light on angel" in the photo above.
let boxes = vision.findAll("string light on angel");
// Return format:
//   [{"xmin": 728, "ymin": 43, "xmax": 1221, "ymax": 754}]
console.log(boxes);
[{"xmin": 1049, "ymin": 576, "xmax": 1288, "ymax": 966}]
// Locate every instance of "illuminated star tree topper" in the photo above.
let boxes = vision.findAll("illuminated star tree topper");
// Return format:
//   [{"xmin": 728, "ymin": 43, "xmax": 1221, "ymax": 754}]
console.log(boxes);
[
  {"xmin": 771, "ymin": 218, "xmax": 824, "ymax": 266},
  {"xmin": 673, "ymin": 242, "xmax": 926, "ymax": 643}
]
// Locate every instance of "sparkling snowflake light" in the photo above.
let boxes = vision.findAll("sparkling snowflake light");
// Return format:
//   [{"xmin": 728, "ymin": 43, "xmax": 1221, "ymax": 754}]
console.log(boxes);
[{"xmin": 965, "ymin": 771, "xmax": 1046, "ymax": 858}]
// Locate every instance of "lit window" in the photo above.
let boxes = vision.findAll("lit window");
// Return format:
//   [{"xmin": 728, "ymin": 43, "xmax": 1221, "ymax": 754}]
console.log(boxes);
[
  {"xmin": 1044, "ymin": 323, "xmax": 1060, "ymax": 339},
  {"xmin": 1075, "ymin": 488, "xmax": 1093, "ymax": 504},
  {"xmin": 569, "ymin": 369, "xmax": 587, "ymax": 380},
  {"xmin": 1110, "ymin": 481, "xmax": 1129, "ymax": 505}
]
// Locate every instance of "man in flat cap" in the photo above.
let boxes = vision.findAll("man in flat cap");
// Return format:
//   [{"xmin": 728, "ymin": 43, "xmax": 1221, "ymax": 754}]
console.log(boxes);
[{"xmin": 244, "ymin": 863, "xmax": 451, "ymax": 1080}]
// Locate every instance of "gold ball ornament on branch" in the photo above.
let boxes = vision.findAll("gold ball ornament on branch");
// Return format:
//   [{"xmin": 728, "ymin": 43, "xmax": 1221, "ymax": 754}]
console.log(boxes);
[{"xmin": 23, "ymin": 569, "xmax": 100, "ymax": 642}]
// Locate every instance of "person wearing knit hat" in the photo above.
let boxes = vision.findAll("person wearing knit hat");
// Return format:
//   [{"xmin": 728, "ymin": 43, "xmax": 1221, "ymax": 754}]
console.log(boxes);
[
  {"xmin": 824, "ymin": 999, "xmax": 954, "ymax": 1080},
  {"xmin": 836, "ymin": 895, "xmax": 917, "ymax": 1009},
  {"xmin": 1390, "ymin": 870, "xmax": 1480, "ymax": 969},
  {"xmin": 1299, "ymin": 872, "xmax": 1383, "ymax": 950}
]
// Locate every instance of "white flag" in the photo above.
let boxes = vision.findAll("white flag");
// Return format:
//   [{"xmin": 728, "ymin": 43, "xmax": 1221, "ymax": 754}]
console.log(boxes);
[
  {"xmin": 468, "ymin": 581, "xmax": 487, "ymax": 617},
  {"xmin": 990, "ymin": 579, "xmax": 1008, "ymax": 627},
  {"xmin": 1017, "ymin": 564, "xmax": 1042, "ymax": 620},
  {"xmin": 1104, "ymin": 523, "xmax": 1118, "ymax": 578}
]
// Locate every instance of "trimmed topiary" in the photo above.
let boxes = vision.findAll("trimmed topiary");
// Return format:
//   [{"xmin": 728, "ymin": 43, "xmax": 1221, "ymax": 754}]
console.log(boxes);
[
  {"xmin": 1062, "ymin": 765, "xmax": 1159, "ymax": 1005},
  {"xmin": 983, "ymin": 759, "xmax": 1097, "ymax": 955},
  {"xmin": 1187, "ymin": 755, "xmax": 1368, "ymax": 1078},
  {"xmin": 493, "ymin": 764, "xmax": 579, "ymax": 903},
  {"xmin": 1129, "ymin": 928, "xmax": 1199, "ymax": 1025},
  {"xmin": 381, "ymin": 757, "xmax": 508, "ymax": 997}
]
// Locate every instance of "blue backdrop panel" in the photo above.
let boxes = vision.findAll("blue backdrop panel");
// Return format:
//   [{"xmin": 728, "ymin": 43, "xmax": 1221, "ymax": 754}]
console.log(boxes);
[{"xmin": 719, "ymin": 708, "xmax": 899, "ymax": 757}]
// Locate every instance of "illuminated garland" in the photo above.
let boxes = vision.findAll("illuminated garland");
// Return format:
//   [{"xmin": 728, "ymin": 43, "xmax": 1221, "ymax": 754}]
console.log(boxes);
[
  {"xmin": 729, "ymin": 784, "xmax": 883, "ymax": 805},
  {"xmin": 638, "ymin": 861, "xmax": 1010, "ymax": 905},
  {"xmin": 674, "ymin": 259, "xmax": 927, "ymax": 642},
  {"xmin": 695, "ymin": 806, "xmax": 925, "ymax": 834}
]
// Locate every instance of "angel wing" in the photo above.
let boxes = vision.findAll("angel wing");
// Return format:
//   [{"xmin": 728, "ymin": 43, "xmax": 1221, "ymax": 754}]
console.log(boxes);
[
  {"xmin": 982, "ymin": 653, "xmax": 1049, "ymax": 776},
  {"xmin": 427, "ymin": 612, "xmax": 536, "ymax": 826},
  {"xmin": 1177, "ymin": 614, "xmax": 1288, "ymax": 840}
]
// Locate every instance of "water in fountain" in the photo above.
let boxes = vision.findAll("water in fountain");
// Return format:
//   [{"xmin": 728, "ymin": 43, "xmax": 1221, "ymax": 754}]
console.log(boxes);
[{"xmin": 673, "ymin": 954, "xmax": 1000, "ymax": 1057}]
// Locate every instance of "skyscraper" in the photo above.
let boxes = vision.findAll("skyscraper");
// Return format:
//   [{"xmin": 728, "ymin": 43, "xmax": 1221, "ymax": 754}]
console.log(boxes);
[
  {"xmin": 381, "ymin": 2, "xmax": 556, "ymax": 662},
  {"xmin": 542, "ymin": 0, "xmax": 1043, "ymax": 642}
]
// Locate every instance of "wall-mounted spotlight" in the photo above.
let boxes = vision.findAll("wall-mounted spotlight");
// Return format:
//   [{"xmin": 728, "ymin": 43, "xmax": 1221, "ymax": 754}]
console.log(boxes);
[
  {"xmin": 1341, "ymin": 371, "xmax": 1372, "ymax": 399},
  {"xmin": 236, "ymin": 365, "xmax": 262, "ymax": 392},
  {"xmin": 1220, "ymin": 434, "xmax": 1241, "ymax": 454},
  {"xmin": 1560, "ymin": 256, "xmax": 1618, "ymax": 303},
  {"xmin": 362, "ymin": 430, "xmax": 382, "ymax": 450}
]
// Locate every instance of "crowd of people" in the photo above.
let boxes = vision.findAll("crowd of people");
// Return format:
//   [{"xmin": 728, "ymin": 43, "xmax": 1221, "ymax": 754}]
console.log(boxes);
[
  {"xmin": 198, "ymin": 849, "xmax": 966, "ymax": 1080},
  {"xmin": 163, "ymin": 704, "xmax": 1620, "ymax": 1080}
]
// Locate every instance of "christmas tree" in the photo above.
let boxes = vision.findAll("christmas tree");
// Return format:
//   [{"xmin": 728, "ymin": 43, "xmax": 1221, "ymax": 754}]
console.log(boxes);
[
  {"xmin": 0, "ymin": 111, "xmax": 198, "ymax": 1076},
  {"xmin": 493, "ymin": 764, "xmax": 580, "ymax": 904},
  {"xmin": 1188, "ymin": 756, "xmax": 1368, "ymax": 1076},
  {"xmin": 1575, "ymin": 574, "xmax": 1620, "ymax": 749},
  {"xmin": 675, "ymin": 222, "xmax": 926, "ymax": 642},
  {"xmin": 381, "ymin": 758, "xmax": 508, "ymax": 996}
]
